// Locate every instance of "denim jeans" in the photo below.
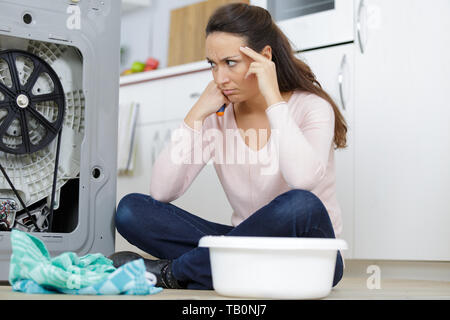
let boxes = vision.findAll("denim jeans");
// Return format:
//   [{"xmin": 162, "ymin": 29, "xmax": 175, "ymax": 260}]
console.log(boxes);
[{"xmin": 115, "ymin": 189, "xmax": 344, "ymax": 290}]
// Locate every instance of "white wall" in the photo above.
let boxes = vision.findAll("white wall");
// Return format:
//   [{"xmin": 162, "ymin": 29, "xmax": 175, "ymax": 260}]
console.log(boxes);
[{"xmin": 120, "ymin": 0, "xmax": 204, "ymax": 72}]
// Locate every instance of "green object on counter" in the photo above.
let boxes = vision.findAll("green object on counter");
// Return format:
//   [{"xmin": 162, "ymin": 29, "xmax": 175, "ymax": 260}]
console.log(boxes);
[{"xmin": 131, "ymin": 61, "xmax": 146, "ymax": 73}]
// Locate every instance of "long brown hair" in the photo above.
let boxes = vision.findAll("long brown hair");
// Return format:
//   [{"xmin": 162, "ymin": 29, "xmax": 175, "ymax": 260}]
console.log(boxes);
[{"xmin": 206, "ymin": 3, "xmax": 347, "ymax": 149}]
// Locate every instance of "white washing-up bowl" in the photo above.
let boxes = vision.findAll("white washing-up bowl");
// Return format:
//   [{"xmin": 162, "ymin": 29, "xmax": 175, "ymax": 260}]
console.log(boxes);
[{"xmin": 199, "ymin": 236, "xmax": 347, "ymax": 299}]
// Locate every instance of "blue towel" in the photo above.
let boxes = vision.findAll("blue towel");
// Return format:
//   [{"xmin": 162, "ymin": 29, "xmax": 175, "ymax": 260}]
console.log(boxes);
[
  {"xmin": 9, "ymin": 229, "xmax": 162, "ymax": 295},
  {"xmin": 11, "ymin": 258, "xmax": 163, "ymax": 295}
]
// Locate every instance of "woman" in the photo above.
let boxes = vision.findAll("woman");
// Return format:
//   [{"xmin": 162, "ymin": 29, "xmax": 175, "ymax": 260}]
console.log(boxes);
[{"xmin": 111, "ymin": 3, "xmax": 348, "ymax": 290}]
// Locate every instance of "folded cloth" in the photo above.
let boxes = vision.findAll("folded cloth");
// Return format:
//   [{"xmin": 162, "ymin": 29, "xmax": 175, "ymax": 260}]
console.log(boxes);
[{"xmin": 9, "ymin": 229, "xmax": 162, "ymax": 295}]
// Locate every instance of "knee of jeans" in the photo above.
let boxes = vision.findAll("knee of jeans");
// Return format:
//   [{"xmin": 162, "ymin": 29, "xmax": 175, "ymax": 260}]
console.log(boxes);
[
  {"xmin": 286, "ymin": 189, "xmax": 325, "ymax": 212},
  {"xmin": 115, "ymin": 193, "xmax": 144, "ymax": 236},
  {"xmin": 283, "ymin": 189, "xmax": 328, "ymax": 224}
]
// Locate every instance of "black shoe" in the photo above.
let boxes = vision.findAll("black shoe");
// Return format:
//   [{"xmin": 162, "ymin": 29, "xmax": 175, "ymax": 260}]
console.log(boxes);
[
  {"xmin": 107, "ymin": 251, "xmax": 187, "ymax": 289},
  {"xmin": 108, "ymin": 251, "xmax": 142, "ymax": 268}
]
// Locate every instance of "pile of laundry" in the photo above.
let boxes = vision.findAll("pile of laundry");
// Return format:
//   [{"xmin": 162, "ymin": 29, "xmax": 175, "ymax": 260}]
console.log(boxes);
[{"xmin": 9, "ymin": 229, "xmax": 162, "ymax": 295}]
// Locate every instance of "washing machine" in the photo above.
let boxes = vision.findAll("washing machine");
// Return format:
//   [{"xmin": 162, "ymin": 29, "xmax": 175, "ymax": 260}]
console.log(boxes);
[{"xmin": 0, "ymin": 0, "xmax": 121, "ymax": 280}]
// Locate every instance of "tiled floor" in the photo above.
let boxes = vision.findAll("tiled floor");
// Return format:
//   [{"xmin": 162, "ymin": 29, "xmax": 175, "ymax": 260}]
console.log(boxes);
[{"xmin": 1, "ymin": 277, "xmax": 449, "ymax": 300}]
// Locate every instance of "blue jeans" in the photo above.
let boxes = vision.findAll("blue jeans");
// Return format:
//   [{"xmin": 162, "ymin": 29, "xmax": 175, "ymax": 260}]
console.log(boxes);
[{"xmin": 115, "ymin": 189, "xmax": 344, "ymax": 290}]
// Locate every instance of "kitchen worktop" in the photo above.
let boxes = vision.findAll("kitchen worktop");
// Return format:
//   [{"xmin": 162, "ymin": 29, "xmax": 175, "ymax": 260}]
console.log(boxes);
[{"xmin": 120, "ymin": 60, "xmax": 210, "ymax": 87}]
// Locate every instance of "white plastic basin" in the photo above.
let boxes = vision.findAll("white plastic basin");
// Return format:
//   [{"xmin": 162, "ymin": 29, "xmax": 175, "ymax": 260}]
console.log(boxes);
[{"xmin": 199, "ymin": 236, "xmax": 347, "ymax": 299}]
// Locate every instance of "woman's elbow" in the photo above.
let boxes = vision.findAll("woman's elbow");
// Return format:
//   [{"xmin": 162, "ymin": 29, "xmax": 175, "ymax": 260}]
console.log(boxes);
[{"xmin": 286, "ymin": 166, "xmax": 326, "ymax": 191}]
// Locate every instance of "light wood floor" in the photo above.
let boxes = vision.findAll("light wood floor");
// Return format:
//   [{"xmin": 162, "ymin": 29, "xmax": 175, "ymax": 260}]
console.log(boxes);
[{"xmin": 1, "ymin": 277, "xmax": 449, "ymax": 300}]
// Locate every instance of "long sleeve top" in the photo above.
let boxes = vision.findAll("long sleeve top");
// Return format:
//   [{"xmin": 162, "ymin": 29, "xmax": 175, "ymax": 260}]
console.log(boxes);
[{"xmin": 149, "ymin": 90, "xmax": 343, "ymax": 238}]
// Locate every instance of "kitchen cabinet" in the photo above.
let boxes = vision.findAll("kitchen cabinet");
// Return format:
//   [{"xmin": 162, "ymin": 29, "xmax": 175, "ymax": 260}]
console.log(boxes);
[
  {"xmin": 297, "ymin": 44, "xmax": 355, "ymax": 259},
  {"xmin": 353, "ymin": 0, "xmax": 450, "ymax": 260}
]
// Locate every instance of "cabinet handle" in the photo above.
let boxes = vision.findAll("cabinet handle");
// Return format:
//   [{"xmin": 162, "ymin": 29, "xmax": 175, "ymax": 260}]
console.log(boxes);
[
  {"xmin": 357, "ymin": 0, "xmax": 367, "ymax": 54},
  {"xmin": 190, "ymin": 92, "xmax": 201, "ymax": 99},
  {"xmin": 338, "ymin": 54, "xmax": 347, "ymax": 111}
]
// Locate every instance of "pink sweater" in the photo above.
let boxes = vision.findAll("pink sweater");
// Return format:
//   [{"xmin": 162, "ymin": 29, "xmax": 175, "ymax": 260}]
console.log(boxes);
[{"xmin": 150, "ymin": 90, "xmax": 343, "ymax": 238}]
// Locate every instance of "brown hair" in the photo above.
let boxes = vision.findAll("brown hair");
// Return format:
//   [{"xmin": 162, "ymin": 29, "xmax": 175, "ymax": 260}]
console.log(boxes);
[{"xmin": 206, "ymin": 3, "xmax": 347, "ymax": 149}]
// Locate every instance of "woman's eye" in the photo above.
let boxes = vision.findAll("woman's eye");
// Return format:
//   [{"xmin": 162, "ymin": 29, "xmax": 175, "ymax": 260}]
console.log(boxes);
[{"xmin": 207, "ymin": 60, "xmax": 236, "ymax": 69}]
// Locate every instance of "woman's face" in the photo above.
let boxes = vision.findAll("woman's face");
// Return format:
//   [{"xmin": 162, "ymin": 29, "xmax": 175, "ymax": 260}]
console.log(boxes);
[{"xmin": 205, "ymin": 32, "xmax": 260, "ymax": 103}]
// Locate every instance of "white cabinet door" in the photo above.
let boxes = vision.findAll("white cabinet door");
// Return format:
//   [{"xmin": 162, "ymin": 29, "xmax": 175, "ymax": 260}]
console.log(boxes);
[
  {"xmin": 354, "ymin": 0, "xmax": 450, "ymax": 260},
  {"xmin": 119, "ymin": 79, "xmax": 166, "ymax": 125},
  {"xmin": 160, "ymin": 70, "xmax": 213, "ymax": 122},
  {"xmin": 296, "ymin": 43, "xmax": 355, "ymax": 259}
]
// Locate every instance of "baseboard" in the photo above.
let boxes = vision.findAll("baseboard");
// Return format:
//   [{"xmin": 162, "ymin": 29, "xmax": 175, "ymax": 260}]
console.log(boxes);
[{"xmin": 344, "ymin": 259, "xmax": 450, "ymax": 282}]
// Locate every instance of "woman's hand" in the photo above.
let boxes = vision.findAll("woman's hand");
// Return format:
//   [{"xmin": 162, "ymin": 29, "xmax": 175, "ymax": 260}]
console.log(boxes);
[
  {"xmin": 185, "ymin": 81, "xmax": 230, "ymax": 129},
  {"xmin": 194, "ymin": 80, "xmax": 231, "ymax": 116},
  {"xmin": 240, "ymin": 46, "xmax": 284, "ymax": 108}
]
